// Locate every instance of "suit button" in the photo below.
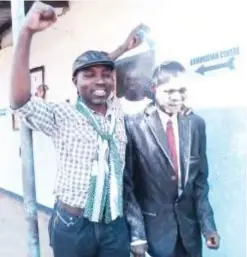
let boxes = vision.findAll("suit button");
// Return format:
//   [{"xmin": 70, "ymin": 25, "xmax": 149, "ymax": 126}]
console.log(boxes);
[{"xmin": 171, "ymin": 175, "xmax": 177, "ymax": 181}]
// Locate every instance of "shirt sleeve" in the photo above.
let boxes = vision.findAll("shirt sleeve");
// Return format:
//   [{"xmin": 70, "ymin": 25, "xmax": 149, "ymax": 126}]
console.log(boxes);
[
  {"xmin": 130, "ymin": 240, "xmax": 147, "ymax": 246},
  {"xmin": 12, "ymin": 97, "xmax": 58, "ymax": 137}
]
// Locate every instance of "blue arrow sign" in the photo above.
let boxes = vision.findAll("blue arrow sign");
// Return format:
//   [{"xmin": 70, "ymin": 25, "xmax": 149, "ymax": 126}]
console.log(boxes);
[
  {"xmin": 195, "ymin": 57, "xmax": 235, "ymax": 75},
  {"xmin": 0, "ymin": 108, "xmax": 7, "ymax": 116}
]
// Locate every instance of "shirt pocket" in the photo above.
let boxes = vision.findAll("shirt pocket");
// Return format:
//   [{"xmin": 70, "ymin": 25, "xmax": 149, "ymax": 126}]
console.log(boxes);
[
  {"xmin": 61, "ymin": 120, "xmax": 98, "ymax": 168},
  {"xmin": 142, "ymin": 211, "xmax": 157, "ymax": 217}
]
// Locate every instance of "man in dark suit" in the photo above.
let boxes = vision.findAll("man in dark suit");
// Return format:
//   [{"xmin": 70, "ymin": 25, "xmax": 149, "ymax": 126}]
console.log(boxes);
[{"xmin": 124, "ymin": 61, "xmax": 220, "ymax": 257}]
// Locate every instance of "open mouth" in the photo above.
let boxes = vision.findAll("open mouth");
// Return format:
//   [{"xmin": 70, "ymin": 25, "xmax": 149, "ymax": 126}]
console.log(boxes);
[
  {"xmin": 93, "ymin": 89, "xmax": 107, "ymax": 97},
  {"xmin": 170, "ymin": 102, "xmax": 181, "ymax": 106}
]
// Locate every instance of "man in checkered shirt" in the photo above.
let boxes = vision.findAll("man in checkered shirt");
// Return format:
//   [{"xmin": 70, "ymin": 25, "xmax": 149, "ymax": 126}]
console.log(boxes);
[{"xmin": 10, "ymin": 2, "xmax": 148, "ymax": 257}]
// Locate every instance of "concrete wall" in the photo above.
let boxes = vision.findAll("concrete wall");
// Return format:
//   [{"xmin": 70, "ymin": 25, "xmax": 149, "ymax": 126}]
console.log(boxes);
[{"xmin": 0, "ymin": 1, "xmax": 246, "ymax": 256}]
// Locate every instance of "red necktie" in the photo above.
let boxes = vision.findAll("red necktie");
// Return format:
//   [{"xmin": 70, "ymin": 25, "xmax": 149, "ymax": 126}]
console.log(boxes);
[{"xmin": 166, "ymin": 120, "xmax": 178, "ymax": 177}]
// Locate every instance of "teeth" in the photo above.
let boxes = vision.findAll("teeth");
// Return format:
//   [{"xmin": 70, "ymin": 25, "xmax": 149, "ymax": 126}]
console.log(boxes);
[{"xmin": 94, "ymin": 90, "xmax": 106, "ymax": 97}]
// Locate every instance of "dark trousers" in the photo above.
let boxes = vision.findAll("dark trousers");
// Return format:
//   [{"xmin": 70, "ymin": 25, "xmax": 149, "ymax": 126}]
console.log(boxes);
[{"xmin": 48, "ymin": 204, "xmax": 130, "ymax": 257}]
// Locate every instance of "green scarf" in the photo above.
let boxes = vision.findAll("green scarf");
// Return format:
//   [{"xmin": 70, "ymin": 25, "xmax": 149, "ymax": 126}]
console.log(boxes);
[{"xmin": 76, "ymin": 98, "xmax": 123, "ymax": 223}]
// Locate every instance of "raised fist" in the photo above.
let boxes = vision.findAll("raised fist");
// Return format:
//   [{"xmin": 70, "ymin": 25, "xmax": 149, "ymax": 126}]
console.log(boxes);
[
  {"xmin": 122, "ymin": 23, "xmax": 150, "ymax": 51},
  {"xmin": 23, "ymin": 1, "xmax": 57, "ymax": 33}
]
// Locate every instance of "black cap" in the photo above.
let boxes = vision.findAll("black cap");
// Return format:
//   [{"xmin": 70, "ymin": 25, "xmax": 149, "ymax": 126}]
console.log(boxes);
[{"xmin": 72, "ymin": 50, "xmax": 115, "ymax": 77}]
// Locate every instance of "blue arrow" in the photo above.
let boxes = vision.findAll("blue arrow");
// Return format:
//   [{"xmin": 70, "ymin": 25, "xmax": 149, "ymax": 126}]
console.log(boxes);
[{"xmin": 196, "ymin": 57, "xmax": 235, "ymax": 75}]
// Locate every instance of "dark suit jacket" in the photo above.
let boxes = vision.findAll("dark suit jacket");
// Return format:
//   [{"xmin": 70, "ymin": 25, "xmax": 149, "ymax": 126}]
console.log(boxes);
[{"xmin": 124, "ymin": 105, "xmax": 217, "ymax": 257}]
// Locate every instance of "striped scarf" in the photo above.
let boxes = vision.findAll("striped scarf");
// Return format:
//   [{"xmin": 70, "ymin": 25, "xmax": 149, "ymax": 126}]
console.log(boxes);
[{"xmin": 76, "ymin": 98, "xmax": 123, "ymax": 223}]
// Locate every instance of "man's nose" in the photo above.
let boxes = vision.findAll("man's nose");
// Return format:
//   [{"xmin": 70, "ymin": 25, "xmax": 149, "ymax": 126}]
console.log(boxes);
[
  {"xmin": 170, "ymin": 91, "xmax": 182, "ymax": 100},
  {"xmin": 95, "ymin": 76, "xmax": 105, "ymax": 84}
]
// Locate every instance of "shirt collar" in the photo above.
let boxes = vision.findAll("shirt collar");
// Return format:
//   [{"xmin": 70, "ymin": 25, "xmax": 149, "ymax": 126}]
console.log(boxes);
[
  {"xmin": 156, "ymin": 106, "xmax": 178, "ymax": 124},
  {"xmin": 76, "ymin": 93, "xmax": 116, "ymax": 118}
]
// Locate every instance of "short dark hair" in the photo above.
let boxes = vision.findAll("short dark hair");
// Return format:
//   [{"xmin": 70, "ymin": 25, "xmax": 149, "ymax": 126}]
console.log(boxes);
[{"xmin": 151, "ymin": 61, "xmax": 186, "ymax": 87}]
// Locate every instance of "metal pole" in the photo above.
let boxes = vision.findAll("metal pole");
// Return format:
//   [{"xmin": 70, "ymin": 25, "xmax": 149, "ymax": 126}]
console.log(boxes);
[{"xmin": 10, "ymin": 1, "xmax": 40, "ymax": 257}]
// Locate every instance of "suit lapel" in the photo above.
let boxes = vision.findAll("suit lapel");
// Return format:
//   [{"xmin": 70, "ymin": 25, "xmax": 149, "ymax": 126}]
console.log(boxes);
[
  {"xmin": 178, "ymin": 114, "xmax": 192, "ymax": 188},
  {"xmin": 145, "ymin": 108, "xmax": 175, "ymax": 170}
]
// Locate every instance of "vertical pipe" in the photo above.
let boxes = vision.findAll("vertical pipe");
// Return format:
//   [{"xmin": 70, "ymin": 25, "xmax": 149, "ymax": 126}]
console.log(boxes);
[{"xmin": 10, "ymin": 1, "xmax": 40, "ymax": 256}]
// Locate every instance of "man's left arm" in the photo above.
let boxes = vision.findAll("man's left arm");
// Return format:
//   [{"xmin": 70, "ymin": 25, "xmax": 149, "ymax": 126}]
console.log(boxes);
[
  {"xmin": 108, "ymin": 24, "xmax": 149, "ymax": 61},
  {"xmin": 194, "ymin": 119, "xmax": 220, "ymax": 249}
]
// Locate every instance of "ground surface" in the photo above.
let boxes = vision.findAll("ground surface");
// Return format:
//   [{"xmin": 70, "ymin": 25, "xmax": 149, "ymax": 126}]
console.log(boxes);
[{"xmin": 0, "ymin": 192, "xmax": 53, "ymax": 257}]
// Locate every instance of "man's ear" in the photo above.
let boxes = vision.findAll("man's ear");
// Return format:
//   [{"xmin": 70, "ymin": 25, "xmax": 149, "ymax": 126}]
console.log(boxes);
[{"xmin": 72, "ymin": 76, "xmax": 77, "ymax": 85}]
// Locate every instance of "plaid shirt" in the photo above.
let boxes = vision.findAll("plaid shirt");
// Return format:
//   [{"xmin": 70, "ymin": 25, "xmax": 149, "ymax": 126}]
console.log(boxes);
[{"xmin": 14, "ymin": 97, "xmax": 127, "ymax": 208}]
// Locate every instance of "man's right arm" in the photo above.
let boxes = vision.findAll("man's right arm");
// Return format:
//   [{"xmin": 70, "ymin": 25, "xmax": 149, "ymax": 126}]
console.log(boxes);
[
  {"xmin": 10, "ymin": 28, "xmax": 33, "ymax": 110},
  {"xmin": 10, "ymin": 1, "xmax": 57, "ymax": 110},
  {"xmin": 10, "ymin": 26, "xmax": 57, "ymax": 136},
  {"xmin": 10, "ymin": 2, "xmax": 58, "ymax": 136}
]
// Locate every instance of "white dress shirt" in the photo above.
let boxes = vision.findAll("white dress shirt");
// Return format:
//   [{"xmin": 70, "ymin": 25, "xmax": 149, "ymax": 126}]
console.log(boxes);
[{"xmin": 120, "ymin": 97, "xmax": 152, "ymax": 115}]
